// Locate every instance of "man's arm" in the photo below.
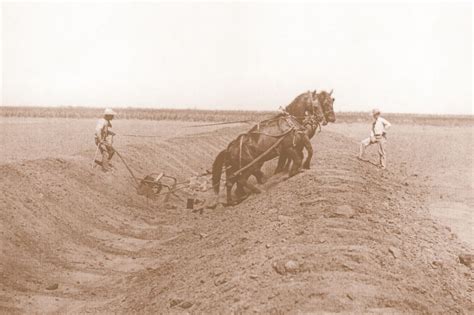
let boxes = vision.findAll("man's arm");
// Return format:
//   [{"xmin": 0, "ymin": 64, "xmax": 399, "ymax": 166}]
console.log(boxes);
[{"xmin": 382, "ymin": 118, "xmax": 391, "ymax": 130}]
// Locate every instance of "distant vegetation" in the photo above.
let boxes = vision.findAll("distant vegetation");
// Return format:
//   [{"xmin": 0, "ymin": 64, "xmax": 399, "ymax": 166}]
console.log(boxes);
[
  {"xmin": 0, "ymin": 106, "xmax": 273, "ymax": 122},
  {"xmin": 0, "ymin": 106, "xmax": 472, "ymax": 125}
]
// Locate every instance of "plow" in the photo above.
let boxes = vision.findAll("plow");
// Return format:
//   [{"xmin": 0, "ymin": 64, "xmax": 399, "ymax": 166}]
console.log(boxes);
[
  {"xmin": 107, "ymin": 147, "xmax": 215, "ymax": 208},
  {"xmin": 114, "ymin": 149, "xmax": 182, "ymax": 202},
  {"xmin": 93, "ymin": 135, "xmax": 191, "ymax": 203},
  {"xmin": 92, "ymin": 137, "xmax": 182, "ymax": 202}
]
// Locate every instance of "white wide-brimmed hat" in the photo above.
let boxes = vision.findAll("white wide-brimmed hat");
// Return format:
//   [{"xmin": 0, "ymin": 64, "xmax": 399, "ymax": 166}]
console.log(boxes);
[
  {"xmin": 104, "ymin": 108, "xmax": 116, "ymax": 116},
  {"xmin": 372, "ymin": 108, "xmax": 381, "ymax": 115}
]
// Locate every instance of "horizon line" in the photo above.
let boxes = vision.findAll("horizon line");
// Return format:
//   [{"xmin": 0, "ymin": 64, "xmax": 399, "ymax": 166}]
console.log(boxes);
[{"xmin": 0, "ymin": 105, "xmax": 472, "ymax": 118}]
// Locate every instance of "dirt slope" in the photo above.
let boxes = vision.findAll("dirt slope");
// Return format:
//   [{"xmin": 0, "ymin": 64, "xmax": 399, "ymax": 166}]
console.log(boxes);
[
  {"xmin": 326, "ymin": 122, "xmax": 474, "ymax": 249},
  {"xmin": 0, "ymin": 126, "xmax": 472, "ymax": 314}
]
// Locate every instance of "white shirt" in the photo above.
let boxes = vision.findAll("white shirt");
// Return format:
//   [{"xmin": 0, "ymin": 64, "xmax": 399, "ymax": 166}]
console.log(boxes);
[
  {"xmin": 95, "ymin": 118, "xmax": 112, "ymax": 140},
  {"xmin": 371, "ymin": 117, "xmax": 391, "ymax": 136}
]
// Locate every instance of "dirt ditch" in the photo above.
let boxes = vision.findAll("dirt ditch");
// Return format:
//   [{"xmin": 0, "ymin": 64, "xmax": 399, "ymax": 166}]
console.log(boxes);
[{"xmin": 0, "ymin": 124, "xmax": 472, "ymax": 314}]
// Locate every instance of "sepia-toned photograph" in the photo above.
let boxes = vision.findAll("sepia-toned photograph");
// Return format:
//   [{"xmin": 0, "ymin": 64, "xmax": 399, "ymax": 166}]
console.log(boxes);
[{"xmin": 0, "ymin": 0, "xmax": 472, "ymax": 313}]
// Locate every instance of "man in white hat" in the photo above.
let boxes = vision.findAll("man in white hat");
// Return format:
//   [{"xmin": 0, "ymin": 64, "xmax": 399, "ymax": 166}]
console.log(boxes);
[
  {"xmin": 358, "ymin": 108, "xmax": 391, "ymax": 169},
  {"xmin": 94, "ymin": 108, "xmax": 117, "ymax": 171}
]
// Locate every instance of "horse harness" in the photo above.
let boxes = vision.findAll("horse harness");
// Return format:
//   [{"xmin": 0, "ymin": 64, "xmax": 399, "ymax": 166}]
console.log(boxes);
[{"xmin": 234, "ymin": 114, "xmax": 303, "ymax": 174}]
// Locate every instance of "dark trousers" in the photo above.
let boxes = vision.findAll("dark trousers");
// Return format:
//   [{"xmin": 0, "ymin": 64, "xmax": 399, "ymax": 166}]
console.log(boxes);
[{"xmin": 95, "ymin": 138, "xmax": 115, "ymax": 169}]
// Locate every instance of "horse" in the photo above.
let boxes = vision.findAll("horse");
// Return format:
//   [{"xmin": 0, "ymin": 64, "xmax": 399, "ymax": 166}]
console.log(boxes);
[
  {"xmin": 274, "ymin": 115, "xmax": 322, "ymax": 173},
  {"xmin": 286, "ymin": 88, "xmax": 336, "ymax": 124},
  {"xmin": 275, "ymin": 89, "xmax": 337, "ymax": 173},
  {"xmin": 285, "ymin": 90, "xmax": 318, "ymax": 122},
  {"xmin": 236, "ymin": 90, "xmax": 322, "ymax": 186},
  {"xmin": 211, "ymin": 114, "xmax": 312, "ymax": 205},
  {"xmin": 210, "ymin": 90, "xmax": 328, "ymax": 206}
]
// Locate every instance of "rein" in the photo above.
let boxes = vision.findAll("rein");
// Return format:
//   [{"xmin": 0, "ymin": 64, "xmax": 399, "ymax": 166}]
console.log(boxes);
[{"xmin": 247, "ymin": 114, "xmax": 304, "ymax": 138}]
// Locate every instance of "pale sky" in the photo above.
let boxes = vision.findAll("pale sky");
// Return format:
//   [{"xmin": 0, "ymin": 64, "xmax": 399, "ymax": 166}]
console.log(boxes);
[{"xmin": 1, "ymin": 1, "xmax": 472, "ymax": 114}]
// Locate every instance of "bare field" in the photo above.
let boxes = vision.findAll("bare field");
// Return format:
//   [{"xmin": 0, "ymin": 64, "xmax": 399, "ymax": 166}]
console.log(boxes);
[
  {"xmin": 326, "ymin": 123, "xmax": 474, "ymax": 247},
  {"xmin": 0, "ymin": 117, "xmax": 473, "ymax": 313},
  {"xmin": 0, "ymin": 117, "xmax": 246, "ymax": 163}
]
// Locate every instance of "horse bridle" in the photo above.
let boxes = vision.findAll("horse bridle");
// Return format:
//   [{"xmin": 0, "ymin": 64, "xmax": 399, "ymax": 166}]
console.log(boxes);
[
  {"xmin": 319, "ymin": 95, "xmax": 334, "ymax": 120},
  {"xmin": 303, "ymin": 115, "xmax": 322, "ymax": 130}
]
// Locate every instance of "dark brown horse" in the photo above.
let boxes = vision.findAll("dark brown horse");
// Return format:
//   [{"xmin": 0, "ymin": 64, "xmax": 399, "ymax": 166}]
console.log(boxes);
[
  {"xmin": 236, "ymin": 90, "xmax": 323, "ymax": 186},
  {"xmin": 275, "ymin": 89, "xmax": 337, "ymax": 173},
  {"xmin": 274, "ymin": 115, "xmax": 321, "ymax": 173},
  {"xmin": 211, "ymin": 114, "xmax": 311, "ymax": 205},
  {"xmin": 285, "ymin": 90, "xmax": 318, "ymax": 122},
  {"xmin": 210, "ymin": 90, "xmax": 328, "ymax": 205}
]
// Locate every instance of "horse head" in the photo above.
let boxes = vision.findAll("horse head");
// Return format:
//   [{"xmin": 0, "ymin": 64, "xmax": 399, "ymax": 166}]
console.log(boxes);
[
  {"xmin": 310, "ymin": 90, "xmax": 327, "ymax": 126},
  {"xmin": 314, "ymin": 89, "xmax": 336, "ymax": 123}
]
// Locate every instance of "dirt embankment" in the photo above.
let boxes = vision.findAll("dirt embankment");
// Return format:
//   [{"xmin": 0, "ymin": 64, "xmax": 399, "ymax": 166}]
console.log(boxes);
[
  {"xmin": 0, "ymin": 125, "xmax": 472, "ymax": 314},
  {"xmin": 327, "ymin": 123, "xmax": 474, "ymax": 249}
]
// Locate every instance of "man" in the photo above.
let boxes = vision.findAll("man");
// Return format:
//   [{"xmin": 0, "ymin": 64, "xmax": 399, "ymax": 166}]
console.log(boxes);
[
  {"xmin": 94, "ymin": 108, "xmax": 116, "ymax": 171},
  {"xmin": 358, "ymin": 108, "xmax": 391, "ymax": 169}
]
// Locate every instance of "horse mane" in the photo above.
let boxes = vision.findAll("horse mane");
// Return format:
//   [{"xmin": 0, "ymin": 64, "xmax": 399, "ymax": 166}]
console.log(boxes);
[
  {"xmin": 286, "ymin": 91, "xmax": 310, "ymax": 111},
  {"xmin": 317, "ymin": 90, "xmax": 334, "ymax": 101}
]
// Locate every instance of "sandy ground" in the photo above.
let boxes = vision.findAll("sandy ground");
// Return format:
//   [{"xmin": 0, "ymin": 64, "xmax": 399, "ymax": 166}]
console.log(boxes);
[
  {"xmin": 0, "ymin": 117, "xmax": 472, "ymax": 314},
  {"xmin": 326, "ymin": 122, "xmax": 473, "ymax": 248}
]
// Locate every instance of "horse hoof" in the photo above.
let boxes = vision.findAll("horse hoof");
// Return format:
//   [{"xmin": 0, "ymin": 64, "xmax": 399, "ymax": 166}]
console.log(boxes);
[
  {"xmin": 237, "ymin": 193, "xmax": 249, "ymax": 201},
  {"xmin": 206, "ymin": 203, "xmax": 217, "ymax": 209},
  {"xmin": 288, "ymin": 170, "xmax": 302, "ymax": 178},
  {"xmin": 234, "ymin": 194, "xmax": 250, "ymax": 202}
]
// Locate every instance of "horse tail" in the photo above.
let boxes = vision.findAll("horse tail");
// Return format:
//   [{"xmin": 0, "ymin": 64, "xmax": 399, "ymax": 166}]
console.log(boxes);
[{"xmin": 212, "ymin": 150, "xmax": 227, "ymax": 194}]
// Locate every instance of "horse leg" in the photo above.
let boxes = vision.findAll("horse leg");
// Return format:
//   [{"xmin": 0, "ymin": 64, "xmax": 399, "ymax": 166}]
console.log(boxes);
[
  {"xmin": 286, "ymin": 147, "xmax": 303, "ymax": 177},
  {"xmin": 254, "ymin": 169, "xmax": 266, "ymax": 184},
  {"xmin": 235, "ymin": 180, "xmax": 247, "ymax": 198},
  {"xmin": 283, "ymin": 157, "xmax": 291, "ymax": 173},
  {"xmin": 225, "ymin": 169, "xmax": 236, "ymax": 205},
  {"xmin": 297, "ymin": 149, "xmax": 304, "ymax": 167},
  {"xmin": 302, "ymin": 135, "xmax": 313, "ymax": 169},
  {"xmin": 235, "ymin": 181, "xmax": 250, "ymax": 203},
  {"xmin": 237, "ymin": 173, "xmax": 261, "ymax": 195},
  {"xmin": 250, "ymin": 162, "xmax": 265, "ymax": 184},
  {"xmin": 225, "ymin": 181, "xmax": 234, "ymax": 205},
  {"xmin": 275, "ymin": 154, "xmax": 287, "ymax": 174}
]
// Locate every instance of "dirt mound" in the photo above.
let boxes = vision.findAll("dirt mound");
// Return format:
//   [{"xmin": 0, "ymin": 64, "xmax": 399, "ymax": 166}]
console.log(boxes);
[{"xmin": 0, "ymin": 127, "xmax": 472, "ymax": 314}]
